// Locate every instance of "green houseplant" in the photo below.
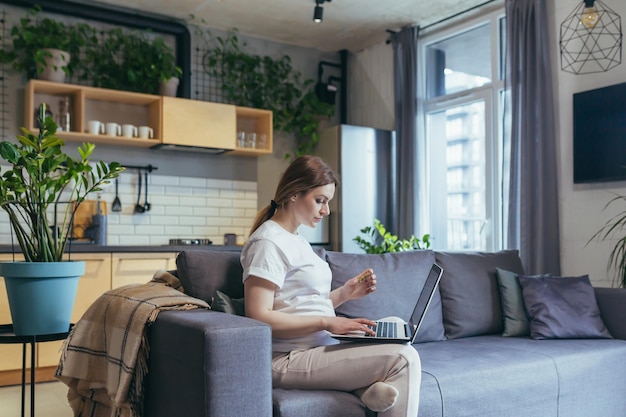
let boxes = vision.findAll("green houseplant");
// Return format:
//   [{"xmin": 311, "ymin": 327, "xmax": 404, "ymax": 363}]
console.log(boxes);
[
  {"xmin": 588, "ymin": 193, "xmax": 626, "ymax": 288},
  {"xmin": 84, "ymin": 28, "xmax": 182, "ymax": 95},
  {"xmin": 201, "ymin": 30, "xmax": 335, "ymax": 157},
  {"xmin": 0, "ymin": 6, "xmax": 96, "ymax": 82},
  {"xmin": 353, "ymin": 218, "xmax": 431, "ymax": 254},
  {"xmin": 0, "ymin": 105, "xmax": 124, "ymax": 335}
]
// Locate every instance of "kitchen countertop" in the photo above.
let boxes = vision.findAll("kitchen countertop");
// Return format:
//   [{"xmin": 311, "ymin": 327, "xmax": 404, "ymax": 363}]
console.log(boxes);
[{"xmin": 0, "ymin": 244, "xmax": 242, "ymax": 254}]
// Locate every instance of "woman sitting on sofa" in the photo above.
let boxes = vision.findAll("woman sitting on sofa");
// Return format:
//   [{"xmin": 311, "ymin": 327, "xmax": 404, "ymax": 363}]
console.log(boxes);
[{"xmin": 241, "ymin": 155, "xmax": 421, "ymax": 417}]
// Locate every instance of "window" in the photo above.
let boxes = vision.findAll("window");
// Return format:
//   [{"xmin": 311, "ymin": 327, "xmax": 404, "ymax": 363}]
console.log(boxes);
[{"xmin": 419, "ymin": 9, "xmax": 505, "ymax": 251}]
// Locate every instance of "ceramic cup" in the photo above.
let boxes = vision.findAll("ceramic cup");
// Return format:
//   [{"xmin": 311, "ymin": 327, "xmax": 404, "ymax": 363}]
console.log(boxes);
[
  {"xmin": 87, "ymin": 120, "xmax": 104, "ymax": 135},
  {"xmin": 138, "ymin": 126, "xmax": 153, "ymax": 139},
  {"xmin": 122, "ymin": 124, "xmax": 138, "ymax": 138},
  {"xmin": 105, "ymin": 122, "xmax": 121, "ymax": 136}
]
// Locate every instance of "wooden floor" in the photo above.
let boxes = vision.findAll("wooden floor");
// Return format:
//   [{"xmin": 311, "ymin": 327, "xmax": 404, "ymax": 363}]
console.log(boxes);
[{"xmin": 0, "ymin": 381, "xmax": 72, "ymax": 417}]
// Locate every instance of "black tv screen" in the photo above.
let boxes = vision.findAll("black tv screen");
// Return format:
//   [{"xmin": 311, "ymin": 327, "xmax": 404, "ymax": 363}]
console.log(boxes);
[{"xmin": 573, "ymin": 82, "xmax": 626, "ymax": 184}]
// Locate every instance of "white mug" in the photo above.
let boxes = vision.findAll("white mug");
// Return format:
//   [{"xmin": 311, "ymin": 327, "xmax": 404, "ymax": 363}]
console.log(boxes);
[
  {"xmin": 138, "ymin": 126, "xmax": 153, "ymax": 139},
  {"xmin": 122, "ymin": 124, "xmax": 138, "ymax": 138},
  {"xmin": 105, "ymin": 122, "xmax": 121, "ymax": 137},
  {"xmin": 87, "ymin": 120, "xmax": 104, "ymax": 135}
]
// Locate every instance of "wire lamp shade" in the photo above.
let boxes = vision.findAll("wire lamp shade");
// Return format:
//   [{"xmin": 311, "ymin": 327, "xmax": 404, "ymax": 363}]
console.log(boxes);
[{"xmin": 560, "ymin": 0, "xmax": 622, "ymax": 74}]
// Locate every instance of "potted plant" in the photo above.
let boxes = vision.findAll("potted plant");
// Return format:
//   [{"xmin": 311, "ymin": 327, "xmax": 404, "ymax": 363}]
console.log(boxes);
[
  {"xmin": 151, "ymin": 36, "xmax": 183, "ymax": 96},
  {"xmin": 0, "ymin": 105, "xmax": 124, "ymax": 335},
  {"xmin": 84, "ymin": 28, "xmax": 181, "ymax": 95},
  {"xmin": 0, "ymin": 6, "xmax": 96, "ymax": 82},
  {"xmin": 588, "ymin": 193, "xmax": 626, "ymax": 288},
  {"xmin": 353, "ymin": 218, "xmax": 431, "ymax": 254}
]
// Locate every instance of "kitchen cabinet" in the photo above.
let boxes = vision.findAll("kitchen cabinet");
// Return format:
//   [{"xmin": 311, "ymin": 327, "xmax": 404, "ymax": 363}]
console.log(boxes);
[
  {"xmin": 111, "ymin": 252, "xmax": 177, "ymax": 288},
  {"xmin": 25, "ymin": 79, "xmax": 162, "ymax": 148},
  {"xmin": 24, "ymin": 80, "xmax": 274, "ymax": 156},
  {"xmin": 0, "ymin": 254, "xmax": 23, "ymax": 376}
]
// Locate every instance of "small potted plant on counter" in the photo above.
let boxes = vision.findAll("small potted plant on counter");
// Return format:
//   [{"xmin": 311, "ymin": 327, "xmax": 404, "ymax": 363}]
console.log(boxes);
[
  {"xmin": 0, "ymin": 6, "xmax": 96, "ymax": 82},
  {"xmin": 0, "ymin": 104, "xmax": 124, "ymax": 335}
]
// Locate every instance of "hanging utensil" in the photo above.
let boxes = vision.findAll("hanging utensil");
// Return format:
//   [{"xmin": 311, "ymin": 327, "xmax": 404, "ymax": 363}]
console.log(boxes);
[
  {"xmin": 143, "ymin": 171, "xmax": 151, "ymax": 211},
  {"xmin": 111, "ymin": 178, "xmax": 122, "ymax": 212},
  {"xmin": 134, "ymin": 171, "xmax": 145, "ymax": 214}
]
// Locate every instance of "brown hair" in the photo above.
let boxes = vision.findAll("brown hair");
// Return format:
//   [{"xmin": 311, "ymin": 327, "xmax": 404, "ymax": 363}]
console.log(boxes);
[{"xmin": 249, "ymin": 155, "xmax": 339, "ymax": 235}]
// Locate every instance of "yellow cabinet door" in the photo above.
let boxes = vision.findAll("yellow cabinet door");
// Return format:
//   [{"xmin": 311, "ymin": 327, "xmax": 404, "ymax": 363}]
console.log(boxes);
[
  {"xmin": 0, "ymin": 254, "xmax": 24, "ymax": 373},
  {"xmin": 111, "ymin": 253, "xmax": 177, "ymax": 289},
  {"xmin": 161, "ymin": 97, "xmax": 236, "ymax": 150}
]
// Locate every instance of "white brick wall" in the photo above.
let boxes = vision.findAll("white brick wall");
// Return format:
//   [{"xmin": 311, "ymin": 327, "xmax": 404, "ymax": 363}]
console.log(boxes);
[{"xmin": 0, "ymin": 170, "xmax": 258, "ymax": 247}]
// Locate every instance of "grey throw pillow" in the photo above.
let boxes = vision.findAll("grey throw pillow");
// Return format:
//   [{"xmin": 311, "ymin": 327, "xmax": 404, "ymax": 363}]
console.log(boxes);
[
  {"xmin": 176, "ymin": 250, "xmax": 244, "ymax": 305},
  {"xmin": 518, "ymin": 275, "xmax": 613, "ymax": 340},
  {"xmin": 495, "ymin": 268, "xmax": 550, "ymax": 337},
  {"xmin": 212, "ymin": 290, "xmax": 245, "ymax": 316},
  {"xmin": 326, "ymin": 250, "xmax": 446, "ymax": 343}
]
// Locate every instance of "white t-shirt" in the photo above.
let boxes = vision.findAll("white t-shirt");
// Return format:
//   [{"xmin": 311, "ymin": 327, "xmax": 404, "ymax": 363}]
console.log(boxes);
[{"xmin": 241, "ymin": 220, "xmax": 339, "ymax": 352}]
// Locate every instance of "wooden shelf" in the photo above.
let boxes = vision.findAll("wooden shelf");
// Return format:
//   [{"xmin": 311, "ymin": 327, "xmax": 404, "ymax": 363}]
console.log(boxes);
[
  {"xmin": 25, "ymin": 80, "xmax": 274, "ymax": 156},
  {"xmin": 25, "ymin": 80, "xmax": 162, "ymax": 147}
]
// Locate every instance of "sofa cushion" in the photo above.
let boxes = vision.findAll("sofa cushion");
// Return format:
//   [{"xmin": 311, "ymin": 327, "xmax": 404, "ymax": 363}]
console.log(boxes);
[
  {"xmin": 212, "ymin": 290, "xmax": 245, "ymax": 316},
  {"xmin": 176, "ymin": 250, "xmax": 244, "ymax": 304},
  {"xmin": 326, "ymin": 250, "xmax": 446, "ymax": 343},
  {"xmin": 519, "ymin": 274, "xmax": 613, "ymax": 340},
  {"xmin": 495, "ymin": 268, "xmax": 550, "ymax": 337},
  {"xmin": 273, "ymin": 388, "xmax": 374, "ymax": 417},
  {"xmin": 435, "ymin": 250, "xmax": 524, "ymax": 339}
]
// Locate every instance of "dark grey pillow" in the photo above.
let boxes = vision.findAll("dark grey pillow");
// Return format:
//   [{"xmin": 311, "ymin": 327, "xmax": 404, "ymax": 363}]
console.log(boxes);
[
  {"xmin": 326, "ymin": 250, "xmax": 446, "ymax": 343},
  {"xmin": 518, "ymin": 275, "xmax": 613, "ymax": 340},
  {"xmin": 212, "ymin": 290, "xmax": 245, "ymax": 316},
  {"xmin": 436, "ymin": 250, "xmax": 525, "ymax": 339},
  {"xmin": 176, "ymin": 250, "xmax": 244, "ymax": 305},
  {"xmin": 496, "ymin": 268, "xmax": 550, "ymax": 337}
]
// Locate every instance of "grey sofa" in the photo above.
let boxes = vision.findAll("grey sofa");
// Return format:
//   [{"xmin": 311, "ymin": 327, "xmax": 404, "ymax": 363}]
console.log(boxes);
[{"xmin": 143, "ymin": 249, "xmax": 626, "ymax": 417}]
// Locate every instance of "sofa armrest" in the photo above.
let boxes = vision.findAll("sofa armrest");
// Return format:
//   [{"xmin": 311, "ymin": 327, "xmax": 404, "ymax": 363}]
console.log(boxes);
[
  {"xmin": 595, "ymin": 287, "xmax": 626, "ymax": 340},
  {"xmin": 144, "ymin": 309, "xmax": 272, "ymax": 417}
]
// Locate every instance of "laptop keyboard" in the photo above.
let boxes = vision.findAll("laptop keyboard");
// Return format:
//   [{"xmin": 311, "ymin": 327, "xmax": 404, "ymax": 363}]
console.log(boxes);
[{"xmin": 366, "ymin": 321, "xmax": 398, "ymax": 338}]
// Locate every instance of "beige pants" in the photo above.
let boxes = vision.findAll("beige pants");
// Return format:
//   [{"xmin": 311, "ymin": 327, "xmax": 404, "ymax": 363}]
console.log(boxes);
[{"xmin": 272, "ymin": 343, "xmax": 421, "ymax": 417}]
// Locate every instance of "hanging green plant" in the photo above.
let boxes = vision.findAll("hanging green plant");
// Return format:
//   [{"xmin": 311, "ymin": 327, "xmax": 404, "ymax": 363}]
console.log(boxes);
[
  {"xmin": 201, "ymin": 30, "xmax": 335, "ymax": 158},
  {"xmin": 0, "ymin": 6, "xmax": 97, "ymax": 80},
  {"xmin": 82, "ymin": 28, "xmax": 181, "ymax": 94}
]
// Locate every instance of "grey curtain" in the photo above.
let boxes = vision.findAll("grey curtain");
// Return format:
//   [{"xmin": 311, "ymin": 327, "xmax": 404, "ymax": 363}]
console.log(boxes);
[
  {"xmin": 505, "ymin": 0, "xmax": 561, "ymax": 274},
  {"xmin": 392, "ymin": 25, "xmax": 420, "ymax": 239}
]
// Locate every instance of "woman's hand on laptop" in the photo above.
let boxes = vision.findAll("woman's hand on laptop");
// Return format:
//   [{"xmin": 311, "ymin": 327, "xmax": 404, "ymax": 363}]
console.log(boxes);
[{"xmin": 326, "ymin": 317, "xmax": 377, "ymax": 336}]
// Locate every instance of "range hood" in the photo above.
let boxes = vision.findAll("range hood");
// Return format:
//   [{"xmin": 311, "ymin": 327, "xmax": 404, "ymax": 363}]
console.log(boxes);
[{"xmin": 151, "ymin": 143, "xmax": 231, "ymax": 155}]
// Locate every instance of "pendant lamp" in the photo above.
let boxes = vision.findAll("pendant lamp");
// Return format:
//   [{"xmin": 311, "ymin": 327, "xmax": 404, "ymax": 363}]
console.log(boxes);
[{"xmin": 560, "ymin": 0, "xmax": 622, "ymax": 74}]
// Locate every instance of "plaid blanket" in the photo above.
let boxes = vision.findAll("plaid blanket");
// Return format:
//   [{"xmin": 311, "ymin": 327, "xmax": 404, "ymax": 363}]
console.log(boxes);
[{"xmin": 56, "ymin": 269, "xmax": 210, "ymax": 417}]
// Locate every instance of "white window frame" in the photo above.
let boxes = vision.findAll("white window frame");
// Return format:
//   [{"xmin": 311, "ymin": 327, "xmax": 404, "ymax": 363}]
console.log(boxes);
[{"xmin": 417, "ymin": 7, "xmax": 505, "ymax": 251}]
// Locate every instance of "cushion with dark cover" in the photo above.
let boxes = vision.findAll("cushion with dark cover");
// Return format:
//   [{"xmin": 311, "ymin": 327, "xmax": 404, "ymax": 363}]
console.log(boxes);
[
  {"xmin": 436, "ymin": 250, "xmax": 525, "ymax": 339},
  {"xmin": 496, "ymin": 268, "xmax": 550, "ymax": 337},
  {"xmin": 176, "ymin": 250, "xmax": 244, "ymax": 305},
  {"xmin": 212, "ymin": 290, "xmax": 245, "ymax": 316},
  {"xmin": 518, "ymin": 274, "xmax": 613, "ymax": 340},
  {"xmin": 326, "ymin": 250, "xmax": 446, "ymax": 343}
]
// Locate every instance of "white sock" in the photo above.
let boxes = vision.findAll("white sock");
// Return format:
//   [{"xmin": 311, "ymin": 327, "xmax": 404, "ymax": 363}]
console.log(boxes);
[{"xmin": 356, "ymin": 382, "xmax": 399, "ymax": 412}]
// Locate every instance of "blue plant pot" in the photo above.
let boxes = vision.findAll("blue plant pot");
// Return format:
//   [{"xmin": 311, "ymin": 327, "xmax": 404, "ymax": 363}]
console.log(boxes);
[{"xmin": 0, "ymin": 261, "xmax": 84, "ymax": 336}]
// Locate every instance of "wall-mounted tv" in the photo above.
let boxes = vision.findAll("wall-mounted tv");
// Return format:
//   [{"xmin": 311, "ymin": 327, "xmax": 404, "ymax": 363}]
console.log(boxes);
[{"xmin": 573, "ymin": 82, "xmax": 626, "ymax": 184}]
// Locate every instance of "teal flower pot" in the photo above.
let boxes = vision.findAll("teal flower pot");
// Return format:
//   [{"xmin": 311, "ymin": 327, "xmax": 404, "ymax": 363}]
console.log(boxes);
[{"xmin": 0, "ymin": 261, "xmax": 84, "ymax": 336}]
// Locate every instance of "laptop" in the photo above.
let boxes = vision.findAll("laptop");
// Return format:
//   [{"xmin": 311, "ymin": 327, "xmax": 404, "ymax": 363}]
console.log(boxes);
[{"xmin": 330, "ymin": 263, "xmax": 443, "ymax": 344}]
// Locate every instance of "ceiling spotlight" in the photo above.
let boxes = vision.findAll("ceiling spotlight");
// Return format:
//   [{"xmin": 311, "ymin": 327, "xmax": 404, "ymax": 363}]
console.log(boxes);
[
  {"xmin": 313, "ymin": 0, "xmax": 331, "ymax": 23},
  {"xmin": 313, "ymin": 5, "xmax": 323, "ymax": 23}
]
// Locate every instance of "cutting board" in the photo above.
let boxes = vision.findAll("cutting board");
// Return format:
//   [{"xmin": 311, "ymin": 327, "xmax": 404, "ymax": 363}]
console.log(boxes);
[{"xmin": 73, "ymin": 199, "xmax": 108, "ymax": 238}]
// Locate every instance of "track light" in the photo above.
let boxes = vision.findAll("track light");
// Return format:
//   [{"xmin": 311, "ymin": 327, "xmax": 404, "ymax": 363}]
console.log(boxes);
[
  {"xmin": 313, "ymin": 5, "xmax": 323, "ymax": 22},
  {"xmin": 313, "ymin": 0, "xmax": 331, "ymax": 23}
]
